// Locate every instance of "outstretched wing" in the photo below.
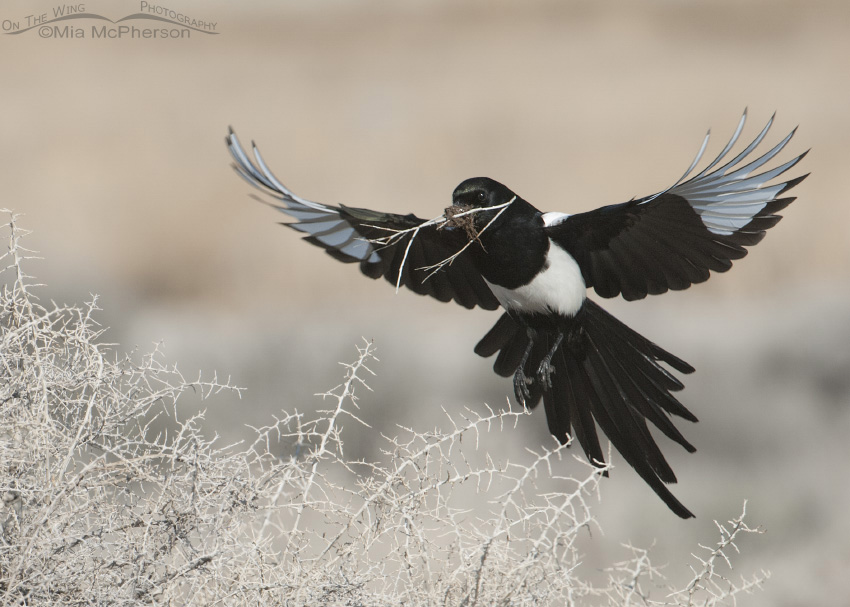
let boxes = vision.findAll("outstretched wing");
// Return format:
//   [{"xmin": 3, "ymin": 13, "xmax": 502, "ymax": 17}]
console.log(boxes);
[
  {"xmin": 546, "ymin": 111, "xmax": 809, "ymax": 301},
  {"xmin": 227, "ymin": 129, "xmax": 499, "ymax": 310}
]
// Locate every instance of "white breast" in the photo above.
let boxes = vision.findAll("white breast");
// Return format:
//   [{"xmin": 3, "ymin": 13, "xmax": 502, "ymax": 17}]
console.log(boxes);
[{"xmin": 484, "ymin": 239, "xmax": 586, "ymax": 317}]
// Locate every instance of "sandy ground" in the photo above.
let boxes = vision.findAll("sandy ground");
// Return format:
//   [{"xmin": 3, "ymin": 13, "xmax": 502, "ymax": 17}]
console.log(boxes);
[{"xmin": 2, "ymin": 0, "xmax": 849, "ymax": 604}]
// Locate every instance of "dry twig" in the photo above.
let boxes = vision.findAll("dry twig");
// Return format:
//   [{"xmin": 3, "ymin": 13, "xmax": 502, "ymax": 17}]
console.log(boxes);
[{"xmin": 0, "ymin": 212, "xmax": 767, "ymax": 606}]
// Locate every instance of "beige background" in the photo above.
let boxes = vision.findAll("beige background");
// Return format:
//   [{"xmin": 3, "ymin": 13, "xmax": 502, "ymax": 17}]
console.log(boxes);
[{"xmin": 2, "ymin": 1, "xmax": 849, "ymax": 604}]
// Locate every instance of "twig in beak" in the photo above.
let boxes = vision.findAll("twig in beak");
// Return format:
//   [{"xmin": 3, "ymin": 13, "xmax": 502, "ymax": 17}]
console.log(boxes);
[{"xmin": 362, "ymin": 198, "xmax": 515, "ymax": 293}]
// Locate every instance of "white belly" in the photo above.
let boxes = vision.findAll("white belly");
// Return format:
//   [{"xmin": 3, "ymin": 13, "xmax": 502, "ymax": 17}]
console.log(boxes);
[{"xmin": 484, "ymin": 240, "xmax": 586, "ymax": 317}]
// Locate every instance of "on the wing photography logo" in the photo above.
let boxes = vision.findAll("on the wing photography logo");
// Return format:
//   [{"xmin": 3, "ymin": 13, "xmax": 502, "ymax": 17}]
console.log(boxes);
[{"xmin": 2, "ymin": 2, "xmax": 218, "ymax": 39}]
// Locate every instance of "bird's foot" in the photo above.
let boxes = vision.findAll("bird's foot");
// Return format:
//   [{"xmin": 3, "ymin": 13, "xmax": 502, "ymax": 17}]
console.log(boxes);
[
  {"xmin": 536, "ymin": 332, "xmax": 564, "ymax": 389},
  {"xmin": 512, "ymin": 330, "xmax": 536, "ymax": 406},
  {"xmin": 537, "ymin": 359, "xmax": 556, "ymax": 389},
  {"xmin": 513, "ymin": 369, "xmax": 533, "ymax": 406}
]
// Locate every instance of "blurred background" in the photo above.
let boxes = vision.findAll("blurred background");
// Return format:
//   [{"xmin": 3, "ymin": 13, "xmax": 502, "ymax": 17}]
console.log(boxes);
[{"xmin": 2, "ymin": 0, "xmax": 848, "ymax": 604}]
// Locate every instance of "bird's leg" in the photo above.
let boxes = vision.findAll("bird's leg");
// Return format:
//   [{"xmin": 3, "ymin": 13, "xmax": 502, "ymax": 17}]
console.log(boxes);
[
  {"xmin": 512, "ymin": 329, "xmax": 536, "ymax": 405},
  {"xmin": 536, "ymin": 332, "xmax": 564, "ymax": 388}
]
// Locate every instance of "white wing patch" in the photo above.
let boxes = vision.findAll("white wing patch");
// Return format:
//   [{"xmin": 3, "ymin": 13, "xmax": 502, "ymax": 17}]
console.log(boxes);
[
  {"xmin": 542, "ymin": 212, "xmax": 570, "ymax": 227},
  {"xmin": 485, "ymin": 240, "xmax": 586, "ymax": 317}
]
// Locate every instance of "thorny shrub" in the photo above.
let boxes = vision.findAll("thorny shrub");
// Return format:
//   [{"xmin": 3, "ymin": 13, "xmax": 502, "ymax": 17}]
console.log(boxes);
[{"xmin": 0, "ymin": 212, "xmax": 767, "ymax": 606}]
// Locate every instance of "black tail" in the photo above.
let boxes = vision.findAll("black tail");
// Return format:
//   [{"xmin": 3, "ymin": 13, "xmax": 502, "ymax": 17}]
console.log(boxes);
[{"xmin": 475, "ymin": 300, "xmax": 698, "ymax": 519}]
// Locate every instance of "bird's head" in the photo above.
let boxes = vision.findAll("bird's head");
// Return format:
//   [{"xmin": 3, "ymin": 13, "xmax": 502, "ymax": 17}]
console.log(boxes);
[
  {"xmin": 448, "ymin": 177, "xmax": 517, "ymax": 233},
  {"xmin": 452, "ymin": 177, "xmax": 515, "ymax": 209}
]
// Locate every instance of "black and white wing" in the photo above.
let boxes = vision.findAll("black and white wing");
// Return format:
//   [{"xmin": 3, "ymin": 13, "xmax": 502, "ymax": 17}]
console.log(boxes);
[
  {"xmin": 227, "ymin": 129, "xmax": 500, "ymax": 310},
  {"xmin": 546, "ymin": 111, "xmax": 808, "ymax": 301}
]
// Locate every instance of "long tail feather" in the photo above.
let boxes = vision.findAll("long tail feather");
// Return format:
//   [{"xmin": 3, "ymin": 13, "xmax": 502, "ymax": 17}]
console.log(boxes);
[{"xmin": 475, "ymin": 301, "xmax": 697, "ymax": 518}]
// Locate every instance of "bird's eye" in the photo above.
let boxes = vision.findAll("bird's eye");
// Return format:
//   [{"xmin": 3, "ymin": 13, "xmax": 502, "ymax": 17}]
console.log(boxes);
[{"xmin": 477, "ymin": 191, "xmax": 487, "ymax": 202}]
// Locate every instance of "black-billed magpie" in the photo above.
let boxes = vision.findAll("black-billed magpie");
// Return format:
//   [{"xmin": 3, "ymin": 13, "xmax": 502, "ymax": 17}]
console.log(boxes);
[{"xmin": 227, "ymin": 112, "xmax": 807, "ymax": 518}]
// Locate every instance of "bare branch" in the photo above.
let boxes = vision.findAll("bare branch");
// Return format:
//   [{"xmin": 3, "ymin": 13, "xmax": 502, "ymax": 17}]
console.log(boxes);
[{"xmin": 0, "ymin": 213, "xmax": 768, "ymax": 606}]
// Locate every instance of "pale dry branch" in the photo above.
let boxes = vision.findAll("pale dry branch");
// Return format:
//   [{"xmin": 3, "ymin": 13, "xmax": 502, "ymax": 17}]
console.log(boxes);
[
  {"xmin": 667, "ymin": 502, "xmax": 768, "ymax": 607},
  {"xmin": 0, "ymin": 213, "xmax": 768, "ymax": 606}
]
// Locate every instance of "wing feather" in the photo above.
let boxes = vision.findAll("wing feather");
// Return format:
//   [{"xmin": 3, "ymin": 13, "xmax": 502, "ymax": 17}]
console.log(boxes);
[
  {"xmin": 547, "ymin": 112, "xmax": 808, "ymax": 300},
  {"xmin": 228, "ymin": 128, "xmax": 499, "ymax": 310}
]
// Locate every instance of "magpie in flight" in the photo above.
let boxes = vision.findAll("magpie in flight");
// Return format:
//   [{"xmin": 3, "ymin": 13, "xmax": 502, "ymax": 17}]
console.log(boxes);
[{"xmin": 227, "ymin": 112, "xmax": 807, "ymax": 518}]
